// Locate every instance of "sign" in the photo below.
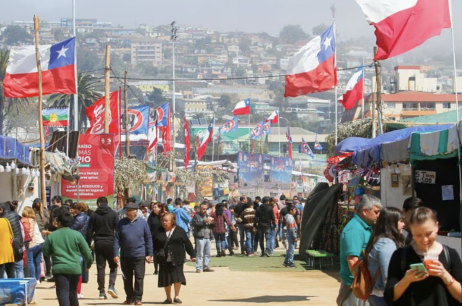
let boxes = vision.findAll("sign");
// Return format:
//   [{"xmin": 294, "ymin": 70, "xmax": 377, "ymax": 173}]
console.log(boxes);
[
  {"xmin": 61, "ymin": 134, "xmax": 115, "ymax": 209},
  {"xmin": 197, "ymin": 165, "xmax": 213, "ymax": 197},
  {"xmin": 415, "ymin": 170, "xmax": 436, "ymax": 184}
]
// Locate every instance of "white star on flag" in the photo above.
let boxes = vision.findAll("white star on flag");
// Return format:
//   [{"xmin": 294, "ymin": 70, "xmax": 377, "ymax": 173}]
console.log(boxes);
[
  {"xmin": 323, "ymin": 36, "xmax": 332, "ymax": 50},
  {"xmin": 57, "ymin": 45, "xmax": 69, "ymax": 58}
]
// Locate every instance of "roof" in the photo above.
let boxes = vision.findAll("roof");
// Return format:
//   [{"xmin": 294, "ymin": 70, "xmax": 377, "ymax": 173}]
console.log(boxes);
[
  {"xmin": 401, "ymin": 108, "xmax": 461, "ymax": 124},
  {"xmin": 394, "ymin": 66, "xmax": 421, "ymax": 70},
  {"xmin": 366, "ymin": 92, "xmax": 462, "ymax": 103}
]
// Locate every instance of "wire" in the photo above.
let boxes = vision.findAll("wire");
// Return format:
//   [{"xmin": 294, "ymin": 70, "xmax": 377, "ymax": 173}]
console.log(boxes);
[{"xmin": 109, "ymin": 68, "xmax": 145, "ymax": 104}]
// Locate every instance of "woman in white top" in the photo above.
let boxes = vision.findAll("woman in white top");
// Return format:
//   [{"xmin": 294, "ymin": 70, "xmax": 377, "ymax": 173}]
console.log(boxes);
[{"xmin": 23, "ymin": 207, "xmax": 45, "ymax": 281}]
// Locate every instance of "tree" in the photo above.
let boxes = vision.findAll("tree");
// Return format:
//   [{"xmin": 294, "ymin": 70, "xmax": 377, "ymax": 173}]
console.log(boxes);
[
  {"xmin": 279, "ymin": 25, "xmax": 308, "ymax": 44},
  {"xmin": 218, "ymin": 94, "xmax": 231, "ymax": 109},
  {"xmin": 239, "ymin": 36, "xmax": 252, "ymax": 54},
  {"xmin": 47, "ymin": 73, "xmax": 101, "ymax": 132},
  {"xmin": 146, "ymin": 87, "xmax": 164, "ymax": 105},
  {"xmin": 1, "ymin": 26, "xmax": 32, "ymax": 45},
  {"xmin": 312, "ymin": 23, "xmax": 329, "ymax": 36},
  {"xmin": 0, "ymin": 49, "xmax": 30, "ymax": 135},
  {"xmin": 53, "ymin": 28, "xmax": 66, "ymax": 41},
  {"xmin": 77, "ymin": 48, "xmax": 102, "ymax": 73},
  {"xmin": 136, "ymin": 62, "xmax": 159, "ymax": 77}
]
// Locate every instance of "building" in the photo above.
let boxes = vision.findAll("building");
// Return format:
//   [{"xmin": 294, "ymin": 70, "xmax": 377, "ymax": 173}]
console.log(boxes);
[
  {"xmin": 130, "ymin": 42, "xmax": 163, "ymax": 66},
  {"xmin": 392, "ymin": 66, "xmax": 439, "ymax": 93}
]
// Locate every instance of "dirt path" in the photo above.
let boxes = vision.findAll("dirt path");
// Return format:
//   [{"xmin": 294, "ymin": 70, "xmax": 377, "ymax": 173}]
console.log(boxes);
[{"xmin": 34, "ymin": 260, "xmax": 341, "ymax": 305}]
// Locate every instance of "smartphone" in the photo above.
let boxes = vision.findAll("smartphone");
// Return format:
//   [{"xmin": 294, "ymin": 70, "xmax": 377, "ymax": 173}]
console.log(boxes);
[{"xmin": 410, "ymin": 263, "xmax": 428, "ymax": 274}]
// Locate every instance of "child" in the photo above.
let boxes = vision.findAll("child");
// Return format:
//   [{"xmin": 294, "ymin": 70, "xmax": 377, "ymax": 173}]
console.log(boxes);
[{"xmin": 283, "ymin": 205, "xmax": 298, "ymax": 268}]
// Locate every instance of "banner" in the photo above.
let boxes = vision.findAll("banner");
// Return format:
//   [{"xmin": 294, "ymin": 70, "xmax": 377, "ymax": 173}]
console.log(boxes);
[
  {"xmin": 61, "ymin": 134, "xmax": 115, "ymax": 209},
  {"xmin": 197, "ymin": 165, "xmax": 213, "ymax": 197},
  {"xmin": 121, "ymin": 105, "xmax": 150, "ymax": 139}
]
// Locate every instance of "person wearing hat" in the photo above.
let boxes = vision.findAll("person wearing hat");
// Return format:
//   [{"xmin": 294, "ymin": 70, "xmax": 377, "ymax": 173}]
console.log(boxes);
[
  {"xmin": 114, "ymin": 201, "xmax": 153, "ymax": 305},
  {"xmin": 118, "ymin": 197, "xmax": 144, "ymax": 221}
]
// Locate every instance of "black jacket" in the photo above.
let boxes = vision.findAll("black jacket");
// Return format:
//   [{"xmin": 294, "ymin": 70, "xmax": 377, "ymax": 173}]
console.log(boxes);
[
  {"xmin": 154, "ymin": 226, "xmax": 195, "ymax": 266},
  {"xmin": 1, "ymin": 202, "xmax": 23, "ymax": 248},
  {"xmin": 147, "ymin": 212, "xmax": 163, "ymax": 242},
  {"xmin": 86, "ymin": 205, "xmax": 118, "ymax": 245},
  {"xmin": 71, "ymin": 212, "xmax": 90, "ymax": 237},
  {"xmin": 255, "ymin": 204, "xmax": 276, "ymax": 229}
]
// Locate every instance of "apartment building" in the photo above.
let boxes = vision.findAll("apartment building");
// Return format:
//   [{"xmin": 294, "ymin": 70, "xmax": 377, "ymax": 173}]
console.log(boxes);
[{"xmin": 130, "ymin": 42, "xmax": 163, "ymax": 66}]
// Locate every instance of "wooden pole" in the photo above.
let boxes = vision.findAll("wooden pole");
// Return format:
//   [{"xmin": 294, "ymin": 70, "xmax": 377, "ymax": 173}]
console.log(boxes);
[
  {"xmin": 374, "ymin": 46, "xmax": 383, "ymax": 135},
  {"xmin": 34, "ymin": 16, "xmax": 47, "ymax": 206},
  {"xmin": 124, "ymin": 71, "xmax": 130, "ymax": 156},
  {"xmin": 104, "ymin": 45, "xmax": 111, "ymax": 133}
]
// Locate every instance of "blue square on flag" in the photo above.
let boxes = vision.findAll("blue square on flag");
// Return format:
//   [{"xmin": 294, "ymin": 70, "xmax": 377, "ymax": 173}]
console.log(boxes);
[{"xmin": 49, "ymin": 37, "xmax": 76, "ymax": 69}]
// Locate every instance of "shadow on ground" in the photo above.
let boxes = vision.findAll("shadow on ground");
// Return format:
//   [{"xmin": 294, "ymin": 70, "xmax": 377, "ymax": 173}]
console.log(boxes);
[{"xmin": 209, "ymin": 295, "xmax": 313, "ymax": 303}]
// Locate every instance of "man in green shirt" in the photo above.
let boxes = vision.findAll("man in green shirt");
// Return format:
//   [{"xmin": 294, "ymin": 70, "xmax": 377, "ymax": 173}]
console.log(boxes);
[
  {"xmin": 337, "ymin": 194, "xmax": 382, "ymax": 306},
  {"xmin": 43, "ymin": 211, "xmax": 92, "ymax": 306}
]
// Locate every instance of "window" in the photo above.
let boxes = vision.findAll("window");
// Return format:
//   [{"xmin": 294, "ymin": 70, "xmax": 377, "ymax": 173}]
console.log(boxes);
[
  {"xmin": 387, "ymin": 102, "xmax": 396, "ymax": 109},
  {"xmin": 443, "ymin": 102, "xmax": 451, "ymax": 109},
  {"xmin": 403, "ymin": 103, "xmax": 419, "ymax": 110},
  {"xmin": 421, "ymin": 103, "xmax": 435, "ymax": 110}
]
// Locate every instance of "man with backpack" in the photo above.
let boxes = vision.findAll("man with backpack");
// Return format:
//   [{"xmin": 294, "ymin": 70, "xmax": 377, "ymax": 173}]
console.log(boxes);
[{"xmin": 337, "ymin": 194, "xmax": 382, "ymax": 306}]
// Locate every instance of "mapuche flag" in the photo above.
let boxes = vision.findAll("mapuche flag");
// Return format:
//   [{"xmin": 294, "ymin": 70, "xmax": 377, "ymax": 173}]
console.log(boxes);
[{"xmin": 42, "ymin": 108, "xmax": 69, "ymax": 127}]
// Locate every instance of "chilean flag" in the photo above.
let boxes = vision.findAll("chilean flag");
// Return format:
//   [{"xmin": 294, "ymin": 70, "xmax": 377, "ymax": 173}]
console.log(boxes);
[
  {"xmin": 266, "ymin": 109, "xmax": 279, "ymax": 124},
  {"xmin": 284, "ymin": 25, "xmax": 337, "ymax": 98},
  {"xmin": 4, "ymin": 37, "xmax": 76, "ymax": 98},
  {"xmin": 339, "ymin": 67, "xmax": 363, "ymax": 110},
  {"xmin": 232, "ymin": 98, "xmax": 250, "ymax": 115},
  {"xmin": 356, "ymin": 0, "xmax": 451, "ymax": 60},
  {"xmin": 197, "ymin": 117, "xmax": 214, "ymax": 161}
]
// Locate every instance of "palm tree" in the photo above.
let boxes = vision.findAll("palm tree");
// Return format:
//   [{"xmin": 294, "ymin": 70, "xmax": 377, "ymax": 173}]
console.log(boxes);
[
  {"xmin": 47, "ymin": 73, "xmax": 101, "ymax": 132},
  {"xmin": 0, "ymin": 49, "xmax": 30, "ymax": 136}
]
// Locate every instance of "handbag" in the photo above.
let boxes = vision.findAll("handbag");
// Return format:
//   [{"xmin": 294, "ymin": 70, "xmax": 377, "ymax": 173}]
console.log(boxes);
[
  {"xmin": 7, "ymin": 220, "xmax": 24, "ymax": 262},
  {"xmin": 155, "ymin": 230, "xmax": 173, "ymax": 263}
]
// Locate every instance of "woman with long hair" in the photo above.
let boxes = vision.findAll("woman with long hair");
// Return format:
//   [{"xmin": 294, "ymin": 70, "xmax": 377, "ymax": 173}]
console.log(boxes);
[
  {"xmin": 148, "ymin": 202, "xmax": 167, "ymax": 275},
  {"xmin": 365, "ymin": 207, "xmax": 405, "ymax": 306},
  {"xmin": 22, "ymin": 207, "xmax": 45, "ymax": 282},
  {"xmin": 210, "ymin": 203, "xmax": 234, "ymax": 257},
  {"xmin": 384, "ymin": 207, "xmax": 462, "ymax": 305}
]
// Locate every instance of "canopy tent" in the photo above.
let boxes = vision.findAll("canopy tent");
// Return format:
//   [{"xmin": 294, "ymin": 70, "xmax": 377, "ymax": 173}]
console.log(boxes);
[
  {"xmin": 0, "ymin": 135, "xmax": 31, "ymax": 165},
  {"xmin": 401, "ymin": 108, "xmax": 461, "ymax": 124}
]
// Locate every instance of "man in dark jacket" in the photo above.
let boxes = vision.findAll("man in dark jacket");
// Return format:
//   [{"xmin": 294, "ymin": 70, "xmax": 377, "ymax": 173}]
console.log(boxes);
[
  {"xmin": 254, "ymin": 196, "xmax": 276, "ymax": 257},
  {"xmin": 0, "ymin": 202, "xmax": 24, "ymax": 278},
  {"xmin": 86, "ymin": 197, "xmax": 119, "ymax": 300},
  {"xmin": 191, "ymin": 203, "xmax": 214, "ymax": 273},
  {"xmin": 233, "ymin": 196, "xmax": 247, "ymax": 254}
]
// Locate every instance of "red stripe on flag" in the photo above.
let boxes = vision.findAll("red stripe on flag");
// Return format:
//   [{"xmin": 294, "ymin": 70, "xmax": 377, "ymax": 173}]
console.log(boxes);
[
  {"xmin": 232, "ymin": 106, "xmax": 250, "ymax": 116},
  {"xmin": 4, "ymin": 64, "xmax": 76, "ymax": 98},
  {"xmin": 43, "ymin": 120, "xmax": 69, "ymax": 127},
  {"xmin": 340, "ymin": 78, "xmax": 363, "ymax": 110}
]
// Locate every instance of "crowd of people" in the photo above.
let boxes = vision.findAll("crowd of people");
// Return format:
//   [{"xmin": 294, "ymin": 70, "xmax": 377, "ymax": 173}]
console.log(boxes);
[
  {"xmin": 0, "ymin": 193, "xmax": 303, "ymax": 306},
  {"xmin": 337, "ymin": 195, "xmax": 462, "ymax": 306}
]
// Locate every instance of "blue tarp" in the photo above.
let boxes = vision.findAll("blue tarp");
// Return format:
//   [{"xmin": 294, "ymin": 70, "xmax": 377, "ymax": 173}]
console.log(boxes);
[
  {"xmin": 334, "ymin": 125, "xmax": 454, "ymax": 166},
  {"xmin": 0, "ymin": 135, "xmax": 31, "ymax": 165},
  {"xmin": 0, "ymin": 278, "xmax": 36, "ymax": 305}
]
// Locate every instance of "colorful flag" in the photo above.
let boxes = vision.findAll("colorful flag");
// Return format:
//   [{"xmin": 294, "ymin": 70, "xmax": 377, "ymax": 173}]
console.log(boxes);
[
  {"xmin": 219, "ymin": 116, "xmax": 238, "ymax": 133},
  {"xmin": 197, "ymin": 117, "xmax": 214, "ymax": 161},
  {"xmin": 147, "ymin": 112, "xmax": 158, "ymax": 151},
  {"xmin": 85, "ymin": 91, "xmax": 119, "ymax": 135},
  {"xmin": 184, "ymin": 116, "xmax": 190, "ymax": 169},
  {"xmin": 262, "ymin": 121, "xmax": 271, "ymax": 136},
  {"xmin": 284, "ymin": 25, "xmax": 337, "ymax": 98},
  {"xmin": 121, "ymin": 105, "xmax": 150, "ymax": 135},
  {"xmin": 339, "ymin": 67, "xmax": 364, "ymax": 110},
  {"xmin": 251, "ymin": 121, "xmax": 264, "ymax": 140},
  {"xmin": 286, "ymin": 126, "xmax": 293, "ymax": 159},
  {"xmin": 355, "ymin": 0, "xmax": 451, "ymax": 60},
  {"xmin": 232, "ymin": 98, "xmax": 251, "ymax": 116},
  {"xmin": 301, "ymin": 138, "xmax": 315, "ymax": 158},
  {"xmin": 266, "ymin": 109, "xmax": 279, "ymax": 124},
  {"xmin": 160, "ymin": 106, "xmax": 171, "ymax": 152},
  {"xmin": 153, "ymin": 102, "xmax": 170, "ymax": 127},
  {"xmin": 42, "ymin": 108, "xmax": 69, "ymax": 127},
  {"xmin": 315, "ymin": 134, "xmax": 323, "ymax": 150},
  {"xmin": 4, "ymin": 37, "xmax": 76, "ymax": 98}
]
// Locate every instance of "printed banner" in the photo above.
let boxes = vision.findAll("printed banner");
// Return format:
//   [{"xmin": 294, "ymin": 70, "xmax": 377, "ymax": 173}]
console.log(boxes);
[
  {"xmin": 61, "ymin": 134, "xmax": 115, "ymax": 209},
  {"xmin": 197, "ymin": 165, "xmax": 213, "ymax": 197}
]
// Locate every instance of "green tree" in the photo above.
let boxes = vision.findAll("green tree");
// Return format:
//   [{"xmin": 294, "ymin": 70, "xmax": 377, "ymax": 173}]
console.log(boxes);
[
  {"xmin": 279, "ymin": 25, "xmax": 308, "ymax": 44},
  {"xmin": 0, "ymin": 49, "xmax": 30, "ymax": 135},
  {"xmin": 1, "ymin": 26, "xmax": 32, "ymax": 45},
  {"xmin": 312, "ymin": 23, "xmax": 329, "ymax": 36},
  {"xmin": 53, "ymin": 28, "xmax": 66, "ymax": 41},
  {"xmin": 77, "ymin": 48, "xmax": 102, "ymax": 73},
  {"xmin": 146, "ymin": 87, "xmax": 164, "ymax": 105},
  {"xmin": 136, "ymin": 62, "xmax": 159, "ymax": 77},
  {"xmin": 218, "ymin": 94, "xmax": 232, "ymax": 109},
  {"xmin": 239, "ymin": 36, "xmax": 252, "ymax": 54},
  {"xmin": 47, "ymin": 73, "xmax": 101, "ymax": 132}
]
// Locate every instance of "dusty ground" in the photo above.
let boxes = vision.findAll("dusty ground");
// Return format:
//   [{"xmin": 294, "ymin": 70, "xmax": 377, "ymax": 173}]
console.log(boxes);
[{"xmin": 32, "ymin": 250, "xmax": 341, "ymax": 306}]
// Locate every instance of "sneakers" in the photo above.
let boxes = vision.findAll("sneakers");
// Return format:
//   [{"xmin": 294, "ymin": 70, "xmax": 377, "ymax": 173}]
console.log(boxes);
[
  {"xmin": 248, "ymin": 253, "xmax": 254, "ymax": 257},
  {"xmin": 220, "ymin": 250, "xmax": 226, "ymax": 257},
  {"xmin": 99, "ymin": 293, "xmax": 108, "ymax": 300},
  {"xmin": 283, "ymin": 262, "xmax": 288, "ymax": 267},
  {"xmin": 196, "ymin": 269, "xmax": 201, "ymax": 273},
  {"xmin": 288, "ymin": 263, "xmax": 296, "ymax": 268},
  {"xmin": 203, "ymin": 267, "xmax": 214, "ymax": 272},
  {"xmin": 229, "ymin": 250, "xmax": 234, "ymax": 256},
  {"xmin": 77, "ymin": 293, "xmax": 84, "ymax": 299},
  {"xmin": 265, "ymin": 251, "xmax": 271, "ymax": 257},
  {"xmin": 108, "ymin": 286, "xmax": 119, "ymax": 299}
]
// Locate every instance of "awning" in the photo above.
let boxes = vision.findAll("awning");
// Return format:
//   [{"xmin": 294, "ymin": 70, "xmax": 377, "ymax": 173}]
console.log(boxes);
[{"xmin": 0, "ymin": 135, "xmax": 31, "ymax": 165}]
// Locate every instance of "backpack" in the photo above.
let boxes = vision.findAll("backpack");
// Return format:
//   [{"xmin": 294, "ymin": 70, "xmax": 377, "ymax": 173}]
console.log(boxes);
[{"xmin": 350, "ymin": 250, "xmax": 381, "ymax": 301}]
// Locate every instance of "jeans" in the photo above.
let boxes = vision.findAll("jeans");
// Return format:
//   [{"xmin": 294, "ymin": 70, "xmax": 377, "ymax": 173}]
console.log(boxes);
[
  {"xmin": 213, "ymin": 233, "xmax": 226, "ymax": 253},
  {"xmin": 238, "ymin": 224, "xmax": 245, "ymax": 252},
  {"xmin": 14, "ymin": 260, "xmax": 24, "ymax": 278},
  {"xmin": 368, "ymin": 295, "xmax": 386, "ymax": 306},
  {"xmin": 268, "ymin": 228, "xmax": 277, "ymax": 254},
  {"xmin": 120, "ymin": 256, "xmax": 145, "ymax": 302},
  {"xmin": 258, "ymin": 228, "xmax": 272, "ymax": 254},
  {"xmin": 284, "ymin": 232, "xmax": 295, "ymax": 264},
  {"xmin": 55, "ymin": 274, "xmax": 80, "ymax": 306},
  {"xmin": 95, "ymin": 240, "xmax": 118, "ymax": 293},
  {"xmin": 245, "ymin": 231, "xmax": 253, "ymax": 254},
  {"xmin": 195, "ymin": 238, "xmax": 211, "ymax": 270},
  {"xmin": 27, "ymin": 243, "xmax": 44, "ymax": 280}
]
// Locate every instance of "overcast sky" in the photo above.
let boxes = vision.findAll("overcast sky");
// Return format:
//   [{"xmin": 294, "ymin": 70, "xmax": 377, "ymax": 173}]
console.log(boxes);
[{"xmin": 2, "ymin": 0, "xmax": 461, "ymax": 46}]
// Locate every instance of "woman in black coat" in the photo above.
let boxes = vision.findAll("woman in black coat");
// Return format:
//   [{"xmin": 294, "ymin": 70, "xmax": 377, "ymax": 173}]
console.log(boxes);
[
  {"xmin": 147, "ymin": 202, "xmax": 167, "ymax": 275},
  {"xmin": 155, "ymin": 213, "xmax": 195, "ymax": 304}
]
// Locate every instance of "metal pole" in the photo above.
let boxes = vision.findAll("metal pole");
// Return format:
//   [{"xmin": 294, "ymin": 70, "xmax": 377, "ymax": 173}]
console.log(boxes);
[
  {"xmin": 104, "ymin": 45, "xmax": 111, "ymax": 133},
  {"xmin": 372, "ymin": 47, "xmax": 377, "ymax": 138},
  {"xmin": 72, "ymin": 0, "xmax": 78, "ymax": 131},
  {"xmin": 278, "ymin": 107, "xmax": 281, "ymax": 156},
  {"xmin": 124, "ymin": 71, "xmax": 130, "ymax": 156},
  {"xmin": 374, "ymin": 47, "xmax": 383, "ymax": 135},
  {"xmin": 362, "ymin": 57, "xmax": 365, "ymax": 119},
  {"xmin": 171, "ymin": 22, "xmax": 177, "ymax": 175},
  {"xmin": 332, "ymin": 7, "xmax": 338, "ymax": 145}
]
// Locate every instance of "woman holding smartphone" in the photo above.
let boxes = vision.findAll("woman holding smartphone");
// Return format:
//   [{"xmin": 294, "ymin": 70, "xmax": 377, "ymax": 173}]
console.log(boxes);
[
  {"xmin": 366, "ymin": 207, "xmax": 405, "ymax": 306},
  {"xmin": 384, "ymin": 207, "xmax": 462, "ymax": 305}
]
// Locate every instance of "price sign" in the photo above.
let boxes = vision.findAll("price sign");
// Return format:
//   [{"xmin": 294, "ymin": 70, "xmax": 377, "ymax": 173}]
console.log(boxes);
[{"xmin": 415, "ymin": 170, "xmax": 436, "ymax": 184}]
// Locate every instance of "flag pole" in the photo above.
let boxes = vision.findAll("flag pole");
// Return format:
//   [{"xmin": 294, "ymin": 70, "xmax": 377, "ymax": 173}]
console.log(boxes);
[
  {"xmin": 278, "ymin": 109, "xmax": 281, "ymax": 157},
  {"xmin": 34, "ymin": 16, "xmax": 46, "ymax": 206},
  {"xmin": 212, "ymin": 120, "xmax": 215, "ymax": 162},
  {"xmin": 72, "ymin": 0, "xmax": 78, "ymax": 132},
  {"xmin": 66, "ymin": 106, "xmax": 70, "ymax": 156},
  {"xmin": 104, "ymin": 45, "xmax": 111, "ymax": 133},
  {"xmin": 124, "ymin": 71, "xmax": 130, "ymax": 157},
  {"xmin": 362, "ymin": 57, "xmax": 365, "ymax": 119},
  {"xmin": 332, "ymin": 6, "xmax": 338, "ymax": 145}
]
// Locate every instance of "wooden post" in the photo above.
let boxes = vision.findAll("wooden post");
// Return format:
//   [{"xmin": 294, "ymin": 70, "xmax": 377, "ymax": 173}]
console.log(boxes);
[
  {"xmin": 124, "ymin": 71, "xmax": 130, "ymax": 157},
  {"xmin": 104, "ymin": 45, "xmax": 111, "ymax": 133},
  {"xmin": 374, "ymin": 47, "xmax": 384, "ymax": 135},
  {"xmin": 34, "ymin": 16, "xmax": 47, "ymax": 206}
]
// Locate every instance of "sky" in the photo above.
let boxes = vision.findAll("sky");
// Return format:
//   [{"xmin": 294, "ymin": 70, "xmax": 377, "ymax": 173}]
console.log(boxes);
[{"xmin": 2, "ymin": 0, "xmax": 461, "ymax": 47}]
